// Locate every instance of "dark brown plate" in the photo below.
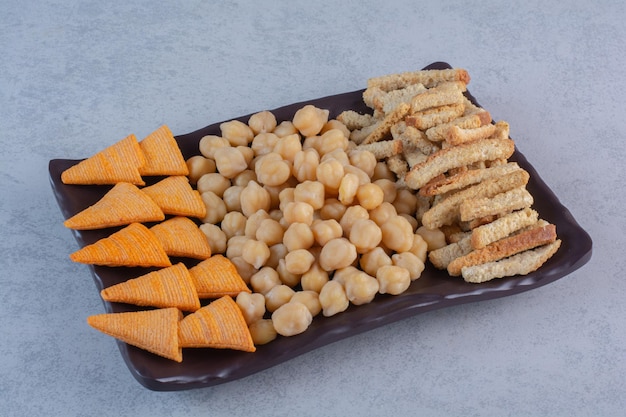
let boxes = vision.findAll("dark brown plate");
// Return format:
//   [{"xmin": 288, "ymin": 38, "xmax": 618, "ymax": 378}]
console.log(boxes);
[{"xmin": 49, "ymin": 62, "xmax": 592, "ymax": 391}]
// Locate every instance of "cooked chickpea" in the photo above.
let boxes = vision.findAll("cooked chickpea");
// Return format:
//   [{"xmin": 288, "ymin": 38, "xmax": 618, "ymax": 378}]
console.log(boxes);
[
  {"xmin": 229, "ymin": 256, "xmax": 258, "ymax": 283},
  {"xmin": 321, "ymin": 119, "xmax": 351, "ymax": 138},
  {"xmin": 222, "ymin": 185, "xmax": 244, "ymax": 212},
  {"xmin": 266, "ymin": 243, "xmax": 288, "ymax": 269},
  {"xmin": 226, "ymin": 235, "xmax": 249, "ymax": 259},
  {"xmin": 264, "ymin": 284, "xmax": 295, "ymax": 312},
  {"xmin": 255, "ymin": 218, "xmax": 284, "ymax": 246},
  {"xmin": 311, "ymin": 219, "xmax": 343, "ymax": 247},
  {"xmin": 244, "ymin": 209, "xmax": 270, "ymax": 238},
  {"xmin": 300, "ymin": 261, "xmax": 329, "ymax": 293},
  {"xmin": 284, "ymin": 248, "xmax": 315, "ymax": 275},
  {"xmin": 359, "ymin": 246, "xmax": 393, "ymax": 277},
  {"xmin": 236, "ymin": 292, "xmax": 266, "ymax": 325},
  {"xmin": 220, "ymin": 119, "xmax": 254, "ymax": 147},
  {"xmin": 343, "ymin": 270, "xmax": 379, "ymax": 305},
  {"xmin": 380, "ymin": 215, "xmax": 414, "ymax": 253},
  {"xmin": 272, "ymin": 301, "xmax": 313, "ymax": 336},
  {"xmin": 339, "ymin": 205, "xmax": 369, "ymax": 236},
  {"xmin": 221, "ymin": 211, "xmax": 247, "ymax": 239},
  {"xmin": 369, "ymin": 201, "xmax": 398, "ymax": 227},
  {"xmin": 338, "ymin": 173, "xmax": 360, "ymax": 205},
  {"xmin": 349, "ymin": 219, "xmax": 382, "ymax": 254},
  {"xmin": 278, "ymin": 187, "xmax": 295, "ymax": 211},
  {"xmin": 248, "ymin": 110, "xmax": 277, "ymax": 135},
  {"xmin": 290, "ymin": 290, "xmax": 322, "ymax": 317},
  {"xmin": 393, "ymin": 188, "xmax": 418, "ymax": 215},
  {"xmin": 343, "ymin": 164, "xmax": 371, "ymax": 186},
  {"xmin": 302, "ymin": 135, "xmax": 322, "ymax": 153},
  {"xmin": 392, "ymin": 252, "xmax": 425, "ymax": 281},
  {"xmin": 255, "ymin": 153, "xmax": 291, "ymax": 187},
  {"xmin": 400, "ymin": 213, "xmax": 418, "ymax": 231},
  {"xmin": 213, "ymin": 146, "xmax": 248, "ymax": 179},
  {"xmin": 316, "ymin": 158, "xmax": 344, "ymax": 194},
  {"xmin": 348, "ymin": 149, "xmax": 377, "ymax": 178},
  {"xmin": 372, "ymin": 161, "xmax": 396, "ymax": 181},
  {"xmin": 292, "ymin": 149, "xmax": 320, "ymax": 183},
  {"xmin": 248, "ymin": 319, "xmax": 277, "ymax": 345},
  {"xmin": 282, "ymin": 201, "xmax": 314, "ymax": 225},
  {"xmin": 250, "ymin": 266, "xmax": 281, "ymax": 295},
  {"xmin": 317, "ymin": 129, "xmax": 348, "ymax": 156},
  {"xmin": 251, "ymin": 132, "xmax": 280, "ymax": 156},
  {"xmin": 276, "ymin": 258, "xmax": 301, "ymax": 287},
  {"xmin": 240, "ymin": 181, "xmax": 271, "ymax": 217},
  {"xmin": 376, "ymin": 265, "xmax": 411, "ymax": 295},
  {"xmin": 319, "ymin": 198, "xmax": 347, "ymax": 221},
  {"xmin": 232, "ymin": 169, "xmax": 257, "ymax": 187},
  {"xmin": 241, "ymin": 239, "xmax": 270, "ymax": 269},
  {"xmin": 356, "ymin": 182, "xmax": 385, "ymax": 211},
  {"xmin": 283, "ymin": 222, "xmax": 314, "ymax": 251},
  {"xmin": 199, "ymin": 135, "xmax": 229, "ymax": 159},
  {"xmin": 319, "ymin": 237, "xmax": 357, "ymax": 271},
  {"xmin": 273, "ymin": 133, "xmax": 302, "ymax": 162},
  {"xmin": 292, "ymin": 104, "xmax": 329, "ymax": 137},
  {"xmin": 318, "ymin": 280, "xmax": 349, "ymax": 317},
  {"xmin": 273, "ymin": 120, "xmax": 298, "ymax": 137},
  {"xmin": 186, "ymin": 155, "xmax": 216, "ymax": 185},
  {"xmin": 331, "ymin": 266, "xmax": 360, "ymax": 286},
  {"xmin": 262, "ymin": 184, "xmax": 283, "ymax": 211},
  {"xmin": 199, "ymin": 223, "xmax": 227, "ymax": 254},
  {"xmin": 294, "ymin": 180, "xmax": 325, "ymax": 210},
  {"xmin": 408, "ymin": 233, "xmax": 428, "ymax": 263},
  {"xmin": 416, "ymin": 225, "xmax": 447, "ymax": 251},
  {"xmin": 196, "ymin": 172, "xmax": 231, "ymax": 197},
  {"xmin": 373, "ymin": 178, "xmax": 398, "ymax": 203},
  {"xmin": 201, "ymin": 191, "xmax": 227, "ymax": 224}
]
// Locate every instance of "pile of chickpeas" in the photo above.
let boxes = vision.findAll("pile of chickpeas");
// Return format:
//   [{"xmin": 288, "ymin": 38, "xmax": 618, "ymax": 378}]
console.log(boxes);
[{"xmin": 185, "ymin": 104, "xmax": 443, "ymax": 345}]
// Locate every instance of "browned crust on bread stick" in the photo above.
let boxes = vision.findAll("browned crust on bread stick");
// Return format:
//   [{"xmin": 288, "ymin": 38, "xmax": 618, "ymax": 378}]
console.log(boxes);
[
  {"xmin": 362, "ymin": 103, "xmax": 411, "ymax": 145},
  {"xmin": 425, "ymin": 112, "xmax": 491, "ymax": 142},
  {"xmin": 459, "ymin": 186, "xmax": 534, "ymax": 222},
  {"xmin": 356, "ymin": 139, "xmax": 403, "ymax": 159},
  {"xmin": 470, "ymin": 208, "xmax": 539, "ymax": 249},
  {"xmin": 404, "ymin": 138, "xmax": 516, "ymax": 190},
  {"xmin": 406, "ymin": 103, "xmax": 466, "ymax": 130},
  {"xmin": 428, "ymin": 235, "xmax": 473, "ymax": 270},
  {"xmin": 419, "ymin": 162, "xmax": 522, "ymax": 197},
  {"xmin": 444, "ymin": 123, "xmax": 498, "ymax": 146},
  {"xmin": 367, "ymin": 68, "xmax": 470, "ymax": 92},
  {"xmin": 337, "ymin": 111, "xmax": 376, "ymax": 131}
]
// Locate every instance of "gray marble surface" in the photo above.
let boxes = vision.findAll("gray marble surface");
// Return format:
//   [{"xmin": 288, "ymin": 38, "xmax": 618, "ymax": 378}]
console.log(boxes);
[{"xmin": 1, "ymin": 0, "xmax": 624, "ymax": 416}]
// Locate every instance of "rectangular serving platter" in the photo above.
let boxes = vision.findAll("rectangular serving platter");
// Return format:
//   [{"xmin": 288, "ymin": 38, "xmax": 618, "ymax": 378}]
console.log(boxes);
[{"xmin": 49, "ymin": 62, "xmax": 592, "ymax": 391}]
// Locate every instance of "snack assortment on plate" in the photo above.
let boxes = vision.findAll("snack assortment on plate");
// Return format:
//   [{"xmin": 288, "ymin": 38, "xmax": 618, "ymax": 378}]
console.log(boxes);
[{"xmin": 60, "ymin": 68, "xmax": 560, "ymax": 361}]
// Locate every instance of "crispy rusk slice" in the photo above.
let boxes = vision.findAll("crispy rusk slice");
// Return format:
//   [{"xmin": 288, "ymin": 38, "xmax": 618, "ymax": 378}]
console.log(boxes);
[
  {"xmin": 367, "ymin": 68, "xmax": 470, "ymax": 91},
  {"xmin": 362, "ymin": 102, "xmax": 411, "ymax": 145},
  {"xmin": 69, "ymin": 223, "xmax": 171, "ymax": 267},
  {"xmin": 188, "ymin": 255, "xmax": 251, "ymax": 299},
  {"xmin": 150, "ymin": 216, "xmax": 211, "ymax": 260},
  {"xmin": 461, "ymin": 239, "xmax": 562, "ymax": 283},
  {"xmin": 420, "ymin": 162, "xmax": 522, "ymax": 197},
  {"xmin": 63, "ymin": 182, "xmax": 165, "ymax": 230},
  {"xmin": 444, "ymin": 123, "xmax": 498, "ymax": 146},
  {"xmin": 404, "ymin": 138, "xmax": 516, "ymax": 190},
  {"xmin": 405, "ymin": 103, "xmax": 466, "ymax": 131},
  {"xmin": 138, "ymin": 125, "xmax": 189, "ymax": 176},
  {"xmin": 336, "ymin": 110, "xmax": 376, "ymax": 131},
  {"xmin": 178, "ymin": 295, "xmax": 256, "ymax": 352},
  {"xmin": 447, "ymin": 223, "xmax": 557, "ymax": 276},
  {"xmin": 425, "ymin": 112, "xmax": 491, "ymax": 142},
  {"xmin": 459, "ymin": 186, "xmax": 534, "ymax": 222},
  {"xmin": 87, "ymin": 307, "xmax": 183, "ymax": 362},
  {"xmin": 141, "ymin": 176, "xmax": 206, "ymax": 219},
  {"xmin": 428, "ymin": 235, "xmax": 473, "ymax": 270},
  {"xmin": 100, "ymin": 263, "xmax": 200, "ymax": 311},
  {"xmin": 61, "ymin": 134, "xmax": 146, "ymax": 185},
  {"xmin": 470, "ymin": 208, "xmax": 539, "ymax": 249},
  {"xmin": 357, "ymin": 139, "xmax": 403, "ymax": 159}
]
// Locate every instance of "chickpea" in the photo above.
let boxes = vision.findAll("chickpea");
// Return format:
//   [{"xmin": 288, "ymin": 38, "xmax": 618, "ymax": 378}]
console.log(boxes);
[
  {"xmin": 244, "ymin": 209, "xmax": 270, "ymax": 238},
  {"xmin": 380, "ymin": 215, "xmax": 414, "ymax": 253},
  {"xmin": 196, "ymin": 172, "xmax": 231, "ymax": 197},
  {"xmin": 220, "ymin": 119, "xmax": 254, "ymax": 147},
  {"xmin": 319, "ymin": 238, "xmax": 357, "ymax": 271},
  {"xmin": 316, "ymin": 158, "xmax": 344, "ymax": 194},
  {"xmin": 186, "ymin": 155, "xmax": 216, "ymax": 185},
  {"xmin": 416, "ymin": 225, "xmax": 447, "ymax": 251},
  {"xmin": 248, "ymin": 318, "xmax": 277, "ymax": 345},
  {"xmin": 229, "ymin": 256, "xmax": 258, "ymax": 283},
  {"xmin": 255, "ymin": 218, "xmax": 285, "ymax": 246},
  {"xmin": 237, "ymin": 145, "xmax": 254, "ymax": 167},
  {"xmin": 241, "ymin": 239, "xmax": 270, "ymax": 269},
  {"xmin": 240, "ymin": 181, "xmax": 271, "ymax": 217},
  {"xmin": 250, "ymin": 266, "xmax": 281, "ymax": 295},
  {"xmin": 302, "ymin": 135, "xmax": 322, "ymax": 153},
  {"xmin": 213, "ymin": 146, "xmax": 248, "ymax": 179},
  {"xmin": 290, "ymin": 290, "xmax": 322, "ymax": 317},
  {"xmin": 408, "ymin": 233, "xmax": 428, "ymax": 263},
  {"xmin": 292, "ymin": 149, "xmax": 320, "ymax": 183},
  {"xmin": 199, "ymin": 223, "xmax": 227, "ymax": 254},
  {"xmin": 300, "ymin": 261, "xmax": 329, "ymax": 293},
  {"xmin": 331, "ymin": 266, "xmax": 360, "ymax": 286},
  {"xmin": 282, "ymin": 201, "xmax": 314, "ymax": 226},
  {"xmin": 373, "ymin": 178, "xmax": 398, "ymax": 203},
  {"xmin": 266, "ymin": 243, "xmax": 288, "ymax": 269},
  {"xmin": 319, "ymin": 198, "xmax": 347, "ymax": 221},
  {"xmin": 201, "ymin": 191, "xmax": 227, "ymax": 224},
  {"xmin": 343, "ymin": 270, "xmax": 379, "ymax": 305},
  {"xmin": 321, "ymin": 119, "xmax": 351, "ymax": 138},
  {"xmin": 278, "ymin": 187, "xmax": 295, "ymax": 211},
  {"xmin": 273, "ymin": 133, "xmax": 302, "ymax": 162},
  {"xmin": 221, "ymin": 211, "xmax": 247, "ymax": 239},
  {"xmin": 226, "ymin": 235, "xmax": 249, "ymax": 259},
  {"xmin": 369, "ymin": 201, "xmax": 398, "ymax": 227},
  {"xmin": 251, "ymin": 132, "xmax": 280, "ymax": 156},
  {"xmin": 272, "ymin": 301, "xmax": 313, "ymax": 336},
  {"xmin": 356, "ymin": 182, "xmax": 385, "ymax": 211},
  {"xmin": 284, "ymin": 248, "xmax": 316, "ymax": 275},
  {"xmin": 359, "ymin": 247, "xmax": 392, "ymax": 277},
  {"xmin": 222, "ymin": 185, "xmax": 244, "ymax": 212},
  {"xmin": 348, "ymin": 149, "xmax": 377, "ymax": 178},
  {"xmin": 199, "ymin": 135, "xmax": 229, "ymax": 159},
  {"xmin": 392, "ymin": 252, "xmax": 425, "ymax": 281},
  {"xmin": 255, "ymin": 153, "xmax": 291, "ymax": 187},
  {"xmin": 276, "ymin": 258, "xmax": 301, "ymax": 287},
  {"xmin": 294, "ymin": 180, "xmax": 325, "ymax": 210},
  {"xmin": 343, "ymin": 164, "xmax": 371, "ymax": 186},
  {"xmin": 273, "ymin": 120, "xmax": 298, "ymax": 137},
  {"xmin": 338, "ymin": 173, "xmax": 360, "ymax": 205},
  {"xmin": 262, "ymin": 184, "xmax": 284, "ymax": 211},
  {"xmin": 311, "ymin": 218, "xmax": 343, "ymax": 247},
  {"xmin": 318, "ymin": 280, "xmax": 349, "ymax": 317},
  {"xmin": 248, "ymin": 110, "xmax": 277, "ymax": 135},
  {"xmin": 376, "ymin": 265, "xmax": 411, "ymax": 295},
  {"xmin": 349, "ymin": 219, "xmax": 382, "ymax": 254},
  {"xmin": 372, "ymin": 161, "xmax": 396, "ymax": 181},
  {"xmin": 318, "ymin": 128, "xmax": 349, "ymax": 156},
  {"xmin": 236, "ymin": 292, "xmax": 266, "ymax": 325},
  {"xmin": 339, "ymin": 205, "xmax": 369, "ymax": 236},
  {"xmin": 265, "ymin": 284, "xmax": 295, "ymax": 312},
  {"xmin": 292, "ymin": 104, "xmax": 329, "ymax": 137},
  {"xmin": 393, "ymin": 188, "xmax": 418, "ymax": 215},
  {"xmin": 232, "ymin": 169, "xmax": 257, "ymax": 187},
  {"xmin": 400, "ymin": 213, "xmax": 418, "ymax": 232},
  {"xmin": 283, "ymin": 222, "xmax": 314, "ymax": 251}
]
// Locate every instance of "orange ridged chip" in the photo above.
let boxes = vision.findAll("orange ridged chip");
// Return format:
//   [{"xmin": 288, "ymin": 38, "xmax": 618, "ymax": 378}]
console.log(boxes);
[
  {"xmin": 87, "ymin": 307, "xmax": 183, "ymax": 362},
  {"xmin": 61, "ymin": 134, "xmax": 146, "ymax": 185},
  {"xmin": 63, "ymin": 182, "xmax": 165, "ymax": 230},
  {"xmin": 150, "ymin": 217, "xmax": 212, "ymax": 260},
  {"xmin": 138, "ymin": 125, "xmax": 189, "ymax": 176},
  {"xmin": 189, "ymin": 254, "xmax": 251, "ymax": 298},
  {"xmin": 178, "ymin": 295, "xmax": 256, "ymax": 352},
  {"xmin": 141, "ymin": 176, "xmax": 206, "ymax": 219},
  {"xmin": 100, "ymin": 263, "xmax": 200, "ymax": 312},
  {"xmin": 69, "ymin": 223, "xmax": 171, "ymax": 267}
]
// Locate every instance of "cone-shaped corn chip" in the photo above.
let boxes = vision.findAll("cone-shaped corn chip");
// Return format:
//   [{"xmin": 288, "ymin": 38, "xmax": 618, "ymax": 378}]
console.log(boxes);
[
  {"xmin": 64, "ymin": 182, "xmax": 165, "ymax": 230},
  {"xmin": 87, "ymin": 307, "xmax": 183, "ymax": 362},
  {"xmin": 101, "ymin": 263, "xmax": 200, "ymax": 311},
  {"xmin": 189, "ymin": 255, "xmax": 251, "ymax": 298},
  {"xmin": 61, "ymin": 134, "xmax": 146, "ymax": 185},
  {"xmin": 178, "ymin": 296, "xmax": 255, "ymax": 352},
  {"xmin": 138, "ymin": 125, "xmax": 189, "ymax": 176},
  {"xmin": 69, "ymin": 223, "xmax": 171, "ymax": 267},
  {"xmin": 150, "ymin": 217, "xmax": 211, "ymax": 260},
  {"xmin": 141, "ymin": 176, "xmax": 206, "ymax": 219}
]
